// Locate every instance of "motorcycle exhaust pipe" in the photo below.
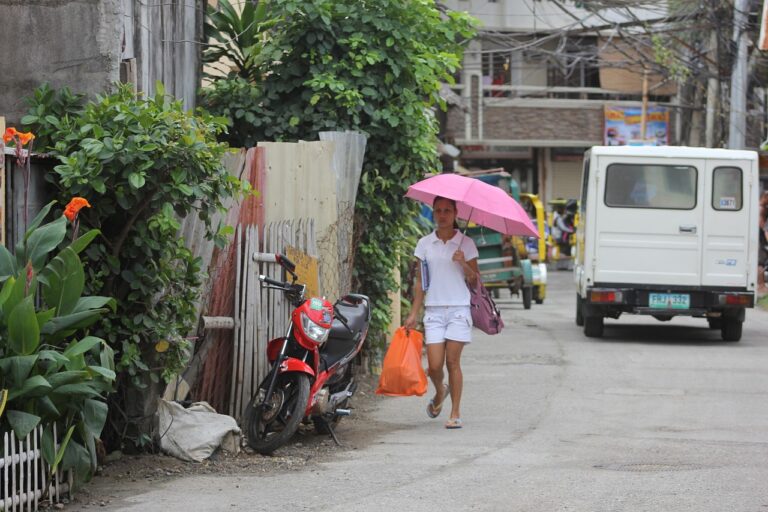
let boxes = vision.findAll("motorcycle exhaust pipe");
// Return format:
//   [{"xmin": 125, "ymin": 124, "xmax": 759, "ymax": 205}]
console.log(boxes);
[{"xmin": 335, "ymin": 408, "xmax": 351, "ymax": 417}]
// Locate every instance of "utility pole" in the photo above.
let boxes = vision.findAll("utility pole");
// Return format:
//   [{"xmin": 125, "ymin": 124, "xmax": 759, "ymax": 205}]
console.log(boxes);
[
  {"xmin": 706, "ymin": 29, "xmax": 719, "ymax": 147},
  {"xmin": 728, "ymin": 0, "xmax": 749, "ymax": 149},
  {"xmin": 640, "ymin": 68, "xmax": 649, "ymax": 142}
]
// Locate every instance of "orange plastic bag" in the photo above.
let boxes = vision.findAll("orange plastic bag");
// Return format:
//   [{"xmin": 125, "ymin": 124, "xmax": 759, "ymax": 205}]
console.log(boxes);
[{"xmin": 376, "ymin": 327, "xmax": 427, "ymax": 397}]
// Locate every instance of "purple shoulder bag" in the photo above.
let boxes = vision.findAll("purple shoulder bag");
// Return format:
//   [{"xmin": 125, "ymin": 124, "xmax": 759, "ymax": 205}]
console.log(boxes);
[{"xmin": 467, "ymin": 273, "xmax": 504, "ymax": 335}]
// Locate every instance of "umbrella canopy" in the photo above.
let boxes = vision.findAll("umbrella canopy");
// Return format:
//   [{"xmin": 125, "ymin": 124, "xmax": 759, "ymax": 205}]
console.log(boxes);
[{"xmin": 406, "ymin": 173, "xmax": 539, "ymax": 238}]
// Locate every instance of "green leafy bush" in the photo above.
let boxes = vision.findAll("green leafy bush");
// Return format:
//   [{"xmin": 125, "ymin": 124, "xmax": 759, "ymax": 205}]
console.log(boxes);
[
  {"xmin": 0, "ymin": 201, "xmax": 116, "ymax": 487},
  {"xmin": 23, "ymin": 83, "xmax": 245, "ymax": 447}
]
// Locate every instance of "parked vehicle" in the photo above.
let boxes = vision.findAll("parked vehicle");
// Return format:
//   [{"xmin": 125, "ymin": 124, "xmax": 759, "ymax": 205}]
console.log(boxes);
[
  {"xmin": 575, "ymin": 146, "xmax": 758, "ymax": 341},
  {"xmin": 244, "ymin": 254, "xmax": 371, "ymax": 454},
  {"xmin": 520, "ymin": 192, "xmax": 549, "ymax": 304}
]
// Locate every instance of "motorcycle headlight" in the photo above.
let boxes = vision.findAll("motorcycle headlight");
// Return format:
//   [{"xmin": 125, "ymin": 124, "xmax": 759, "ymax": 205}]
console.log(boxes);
[{"xmin": 301, "ymin": 312, "xmax": 330, "ymax": 344}]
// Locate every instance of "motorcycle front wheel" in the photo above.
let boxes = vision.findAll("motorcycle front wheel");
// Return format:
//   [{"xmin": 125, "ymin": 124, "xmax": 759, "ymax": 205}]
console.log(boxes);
[{"xmin": 245, "ymin": 372, "xmax": 310, "ymax": 455}]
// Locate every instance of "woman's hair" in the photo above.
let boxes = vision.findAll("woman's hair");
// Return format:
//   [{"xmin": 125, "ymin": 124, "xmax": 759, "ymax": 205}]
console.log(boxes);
[
  {"xmin": 433, "ymin": 196, "xmax": 459, "ymax": 229},
  {"xmin": 433, "ymin": 196, "xmax": 457, "ymax": 209}
]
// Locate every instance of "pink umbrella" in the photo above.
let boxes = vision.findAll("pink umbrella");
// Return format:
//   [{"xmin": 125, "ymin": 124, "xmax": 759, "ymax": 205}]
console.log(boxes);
[{"xmin": 405, "ymin": 173, "xmax": 539, "ymax": 238}]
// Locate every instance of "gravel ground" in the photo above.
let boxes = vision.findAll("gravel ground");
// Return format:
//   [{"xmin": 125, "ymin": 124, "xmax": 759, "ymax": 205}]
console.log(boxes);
[{"xmin": 60, "ymin": 373, "xmax": 386, "ymax": 510}]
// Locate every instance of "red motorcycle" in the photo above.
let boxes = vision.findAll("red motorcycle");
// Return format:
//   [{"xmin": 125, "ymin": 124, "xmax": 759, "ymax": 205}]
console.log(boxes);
[{"xmin": 244, "ymin": 253, "xmax": 371, "ymax": 454}]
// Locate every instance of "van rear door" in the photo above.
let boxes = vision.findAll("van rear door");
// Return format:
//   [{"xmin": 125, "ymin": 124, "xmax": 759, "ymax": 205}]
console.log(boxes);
[
  {"xmin": 701, "ymin": 159, "xmax": 752, "ymax": 288},
  {"xmin": 593, "ymin": 157, "xmax": 703, "ymax": 286}
]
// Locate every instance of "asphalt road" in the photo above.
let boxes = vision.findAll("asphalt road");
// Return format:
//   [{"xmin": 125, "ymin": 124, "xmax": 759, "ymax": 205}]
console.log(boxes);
[{"xmin": 100, "ymin": 270, "xmax": 768, "ymax": 511}]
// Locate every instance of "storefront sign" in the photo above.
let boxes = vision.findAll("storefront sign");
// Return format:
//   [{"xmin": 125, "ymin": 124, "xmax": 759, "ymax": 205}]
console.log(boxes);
[{"xmin": 604, "ymin": 106, "xmax": 669, "ymax": 146}]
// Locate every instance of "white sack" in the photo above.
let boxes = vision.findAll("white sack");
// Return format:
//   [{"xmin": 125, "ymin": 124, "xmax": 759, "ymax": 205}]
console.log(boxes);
[{"xmin": 156, "ymin": 399, "xmax": 241, "ymax": 462}]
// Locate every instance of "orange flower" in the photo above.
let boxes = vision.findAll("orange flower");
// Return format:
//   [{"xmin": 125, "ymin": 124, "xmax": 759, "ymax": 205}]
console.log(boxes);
[
  {"xmin": 2, "ymin": 127, "xmax": 34, "ymax": 146},
  {"xmin": 63, "ymin": 197, "xmax": 91, "ymax": 222},
  {"xmin": 3, "ymin": 127, "xmax": 18, "ymax": 143},
  {"xmin": 17, "ymin": 131, "xmax": 35, "ymax": 145}
]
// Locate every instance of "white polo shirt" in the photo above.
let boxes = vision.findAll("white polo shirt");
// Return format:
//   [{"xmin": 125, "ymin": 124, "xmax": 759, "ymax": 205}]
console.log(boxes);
[{"xmin": 414, "ymin": 230, "xmax": 479, "ymax": 307}]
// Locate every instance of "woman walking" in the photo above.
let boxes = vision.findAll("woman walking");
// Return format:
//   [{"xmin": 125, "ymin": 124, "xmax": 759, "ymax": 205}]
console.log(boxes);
[{"xmin": 405, "ymin": 197, "xmax": 479, "ymax": 429}]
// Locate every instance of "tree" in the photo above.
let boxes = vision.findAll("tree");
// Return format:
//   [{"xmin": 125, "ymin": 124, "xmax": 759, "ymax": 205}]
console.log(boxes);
[{"xmin": 201, "ymin": 0, "xmax": 476, "ymax": 351}]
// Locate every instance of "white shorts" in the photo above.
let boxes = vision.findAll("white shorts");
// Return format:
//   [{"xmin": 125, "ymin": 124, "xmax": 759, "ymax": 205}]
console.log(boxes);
[{"xmin": 424, "ymin": 306, "xmax": 473, "ymax": 344}]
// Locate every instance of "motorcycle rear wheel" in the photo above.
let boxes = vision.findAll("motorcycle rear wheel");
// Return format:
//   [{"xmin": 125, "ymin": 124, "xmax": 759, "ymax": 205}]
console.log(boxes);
[{"xmin": 245, "ymin": 372, "xmax": 310, "ymax": 455}]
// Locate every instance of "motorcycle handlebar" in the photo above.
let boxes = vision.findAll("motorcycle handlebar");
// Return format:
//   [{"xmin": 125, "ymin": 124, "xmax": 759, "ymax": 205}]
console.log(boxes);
[{"xmin": 259, "ymin": 275, "xmax": 289, "ymax": 288}]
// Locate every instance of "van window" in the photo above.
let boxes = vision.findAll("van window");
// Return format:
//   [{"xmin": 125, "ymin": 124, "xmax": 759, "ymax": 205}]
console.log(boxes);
[
  {"xmin": 712, "ymin": 167, "xmax": 742, "ymax": 211},
  {"xmin": 604, "ymin": 164, "xmax": 697, "ymax": 209}
]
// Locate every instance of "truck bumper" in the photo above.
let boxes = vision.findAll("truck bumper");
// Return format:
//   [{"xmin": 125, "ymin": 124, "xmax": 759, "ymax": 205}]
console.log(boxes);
[{"xmin": 584, "ymin": 286, "xmax": 754, "ymax": 318}]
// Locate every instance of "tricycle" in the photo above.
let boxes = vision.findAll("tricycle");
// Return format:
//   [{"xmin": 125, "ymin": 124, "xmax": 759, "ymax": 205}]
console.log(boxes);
[{"xmin": 465, "ymin": 226, "xmax": 535, "ymax": 309}]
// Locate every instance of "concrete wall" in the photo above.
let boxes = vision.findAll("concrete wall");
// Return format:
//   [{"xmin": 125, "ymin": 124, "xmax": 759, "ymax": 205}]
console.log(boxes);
[
  {"xmin": 0, "ymin": 0, "xmax": 122, "ymax": 125},
  {"xmin": 483, "ymin": 105, "xmax": 603, "ymax": 142},
  {"xmin": 446, "ymin": 103, "xmax": 604, "ymax": 144}
]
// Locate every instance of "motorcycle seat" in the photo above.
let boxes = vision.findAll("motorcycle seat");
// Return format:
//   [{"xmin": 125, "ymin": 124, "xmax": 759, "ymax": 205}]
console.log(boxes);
[
  {"xmin": 329, "ymin": 300, "xmax": 369, "ymax": 340},
  {"xmin": 321, "ymin": 297, "xmax": 370, "ymax": 370}
]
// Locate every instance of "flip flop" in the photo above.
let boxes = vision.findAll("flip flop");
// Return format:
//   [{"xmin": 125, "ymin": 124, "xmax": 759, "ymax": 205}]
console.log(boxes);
[
  {"xmin": 445, "ymin": 418, "xmax": 463, "ymax": 429},
  {"xmin": 426, "ymin": 384, "xmax": 448, "ymax": 419}
]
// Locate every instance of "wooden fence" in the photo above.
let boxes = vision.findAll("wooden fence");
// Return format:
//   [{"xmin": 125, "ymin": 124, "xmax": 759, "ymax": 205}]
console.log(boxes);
[
  {"xmin": 0, "ymin": 425, "xmax": 69, "ymax": 511},
  {"xmin": 228, "ymin": 219, "xmax": 317, "ymax": 422},
  {"xmin": 186, "ymin": 133, "xmax": 365, "ymax": 416}
]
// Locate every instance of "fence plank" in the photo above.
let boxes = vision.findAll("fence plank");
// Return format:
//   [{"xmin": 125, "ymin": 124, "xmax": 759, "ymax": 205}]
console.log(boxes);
[
  {"xmin": 254, "ymin": 225, "xmax": 266, "ymax": 387},
  {"xmin": 228, "ymin": 227, "xmax": 241, "ymax": 417},
  {"xmin": 236, "ymin": 226, "xmax": 248, "ymax": 417},
  {"xmin": 241, "ymin": 226, "xmax": 255, "ymax": 420},
  {"xmin": 4, "ymin": 432, "xmax": 8, "ymax": 510},
  {"xmin": 24, "ymin": 433, "xmax": 29, "ymax": 512},
  {"xmin": 33, "ymin": 429, "xmax": 38, "ymax": 511},
  {"xmin": 249, "ymin": 226, "xmax": 260, "ymax": 397},
  {"xmin": 11, "ymin": 430, "xmax": 16, "ymax": 512}
]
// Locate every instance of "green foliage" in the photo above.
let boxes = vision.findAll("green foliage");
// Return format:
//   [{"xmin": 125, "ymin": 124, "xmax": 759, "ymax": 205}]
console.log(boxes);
[
  {"xmin": 204, "ymin": 0, "xmax": 279, "ymax": 81},
  {"xmin": 0, "ymin": 202, "xmax": 116, "ymax": 488},
  {"xmin": 23, "ymin": 84, "xmax": 243, "ymax": 428},
  {"xmin": 200, "ymin": 0, "xmax": 476, "ymax": 352},
  {"xmin": 198, "ymin": 77, "xmax": 266, "ymax": 148},
  {"xmin": 20, "ymin": 84, "xmax": 86, "ymax": 151},
  {"xmin": 652, "ymin": 34, "xmax": 691, "ymax": 83}
]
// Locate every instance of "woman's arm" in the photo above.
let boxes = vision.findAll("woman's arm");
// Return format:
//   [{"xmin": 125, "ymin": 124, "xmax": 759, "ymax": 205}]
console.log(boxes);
[
  {"xmin": 404, "ymin": 260, "xmax": 425, "ymax": 329},
  {"xmin": 464, "ymin": 258, "xmax": 480, "ymax": 286},
  {"xmin": 453, "ymin": 249, "xmax": 479, "ymax": 286}
]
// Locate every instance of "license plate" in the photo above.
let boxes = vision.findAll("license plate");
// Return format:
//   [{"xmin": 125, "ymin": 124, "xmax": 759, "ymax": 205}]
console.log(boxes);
[{"xmin": 649, "ymin": 293, "xmax": 690, "ymax": 309}]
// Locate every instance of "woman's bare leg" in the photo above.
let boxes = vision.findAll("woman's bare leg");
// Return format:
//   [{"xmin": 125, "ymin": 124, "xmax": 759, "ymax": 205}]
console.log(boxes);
[
  {"xmin": 445, "ymin": 341, "xmax": 465, "ymax": 420},
  {"xmin": 426, "ymin": 342, "xmax": 447, "ymax": 407}
]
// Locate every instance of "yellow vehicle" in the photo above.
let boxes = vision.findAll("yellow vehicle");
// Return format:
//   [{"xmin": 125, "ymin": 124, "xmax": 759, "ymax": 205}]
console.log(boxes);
[
  {"xmin": 547, "ymin": 198, "xmax": 578, "ymax": 270},
  {"xmin": 519, "ymin": 193, "xmax": 548, "ymax": 304}
]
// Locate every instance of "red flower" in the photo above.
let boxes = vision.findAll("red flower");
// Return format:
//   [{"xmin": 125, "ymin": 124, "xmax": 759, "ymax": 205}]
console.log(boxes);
[{"xmin": 63, "ymin": 197, "xmax": 91, "ymax": 222}]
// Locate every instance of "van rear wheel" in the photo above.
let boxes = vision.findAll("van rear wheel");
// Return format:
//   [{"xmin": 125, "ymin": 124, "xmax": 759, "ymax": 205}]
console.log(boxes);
[
  {"xmin": 575, "ymin": 294, "xmax": 584, "ymax": 326},
  {"xmin": 583, "ymin": 315, "xmax": 604, "ymax": 338},
  {"xmin": 721, "ymin": 318, "xmax": 742, "ymax": 342}
]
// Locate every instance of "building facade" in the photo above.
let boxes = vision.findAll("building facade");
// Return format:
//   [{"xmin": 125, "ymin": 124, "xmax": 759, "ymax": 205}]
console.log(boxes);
[{"xmin": 442, "ymin": 0, "xmax": 678, "ymax": 203}]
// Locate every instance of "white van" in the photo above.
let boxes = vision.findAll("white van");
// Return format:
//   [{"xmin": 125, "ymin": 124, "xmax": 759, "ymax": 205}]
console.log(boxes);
[{"xmin": 574, "ymin": 146, "xmax": 758, "ymax": 341}]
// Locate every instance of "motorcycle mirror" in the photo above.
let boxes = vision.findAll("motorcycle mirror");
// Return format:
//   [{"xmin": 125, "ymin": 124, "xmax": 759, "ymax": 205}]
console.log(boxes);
[{"xmin": 275, "ymin": 253, "xmax": 297, "ymax": 273}]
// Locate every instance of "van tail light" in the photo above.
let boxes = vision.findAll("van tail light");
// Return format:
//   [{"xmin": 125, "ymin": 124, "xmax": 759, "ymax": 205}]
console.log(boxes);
[
  {"xmin": 718, "ymin": 294, "xmax": 753, "ymax": 306},
  {"xmin": 590, "ymin": 290, "xmax": 623, "ymax": 303}
]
